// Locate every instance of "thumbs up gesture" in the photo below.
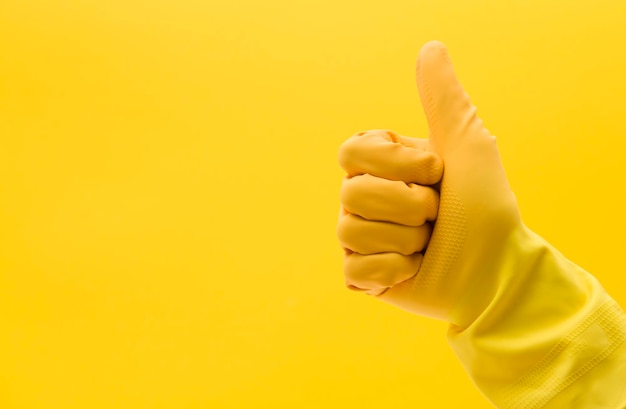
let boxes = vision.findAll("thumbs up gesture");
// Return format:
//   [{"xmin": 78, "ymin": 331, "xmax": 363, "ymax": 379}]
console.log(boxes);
[
  {"xmin": 337, "ymin": 41, "xmax": 520, "ymax": 326},
  {"xmin": 337, "ymin": 41, "xmax": 626, "ymax": 408}
]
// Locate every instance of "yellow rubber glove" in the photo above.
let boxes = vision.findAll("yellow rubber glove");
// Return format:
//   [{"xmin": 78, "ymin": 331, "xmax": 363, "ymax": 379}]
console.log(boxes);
[{"xmin": 337, "ymin": 41, "xmax": 626, "ymax": 409}]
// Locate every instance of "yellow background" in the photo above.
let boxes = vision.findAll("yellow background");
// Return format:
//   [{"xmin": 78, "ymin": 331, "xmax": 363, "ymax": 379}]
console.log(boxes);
[{"xmin": 1, "ymin": 0, "xmax": 626, "ymax": 408}]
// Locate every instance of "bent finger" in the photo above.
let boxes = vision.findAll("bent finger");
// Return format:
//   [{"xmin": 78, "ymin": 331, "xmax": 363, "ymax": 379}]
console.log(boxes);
[
  {"xmin": 338, "ymin": 129, "xmax": 443, "ymax": 185},
  {"xmin": 344, "ymin": 252, "xmax": 423, "ymax": 293},
  {"xmin": 337, "ymin": 213, "xmax": 432, "ymax": 255},
  {"xmin": 341, "ymin": 174, "xmax": 439, "ymax": 226}
]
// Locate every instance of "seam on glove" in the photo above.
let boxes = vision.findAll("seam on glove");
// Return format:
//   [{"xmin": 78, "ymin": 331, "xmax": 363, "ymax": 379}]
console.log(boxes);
[{"xmin": 502, "ymin": 298, "xmax": 626, "ymax": 409}]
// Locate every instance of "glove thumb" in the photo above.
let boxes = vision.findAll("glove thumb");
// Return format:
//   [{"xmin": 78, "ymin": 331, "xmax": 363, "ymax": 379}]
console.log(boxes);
[{"xmin": 416, "ymin": 41, "xmax": 491, "ymax": 159}]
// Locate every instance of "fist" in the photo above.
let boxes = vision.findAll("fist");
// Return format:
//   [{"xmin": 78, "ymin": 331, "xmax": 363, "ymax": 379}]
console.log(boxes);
[{"xmin": 337, "ymin": 129, "xmax": 443, "ymax": 296}]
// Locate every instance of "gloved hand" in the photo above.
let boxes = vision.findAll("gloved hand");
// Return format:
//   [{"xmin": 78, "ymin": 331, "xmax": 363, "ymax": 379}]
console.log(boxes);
[
  {"xmin": 337, "ymin": 41, "xmax": 626, "ymax": 409},
  {"xmin": 338, "ymin": 40, "xmax": 519, "ymax": 325}
]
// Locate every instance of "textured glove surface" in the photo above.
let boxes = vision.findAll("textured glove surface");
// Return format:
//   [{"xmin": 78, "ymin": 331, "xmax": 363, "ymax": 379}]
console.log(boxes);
[
  {"xmin": 338, "ymin": 41, "xmax": 520, "ymax": 326},
  {"xmin": 337, "ymin": 41, "xmax": 626, "ymax": 409}
]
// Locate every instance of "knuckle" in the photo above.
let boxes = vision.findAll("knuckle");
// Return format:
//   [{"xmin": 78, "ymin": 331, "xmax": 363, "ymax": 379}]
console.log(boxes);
[
  {"xmin": 337, "ymin": 137, "xmax": 358, "ymax": 170},
  {"xmin": 338, "ymin": 132, "xmax": 372, "ymax": 172},
  {"xmin": 339, "ymin": 175, "xmax": 357, "ymax": 201},
  {"xmin": 336, "ymin": 214, "xmax": 362, "ymax": 250},
  {"xmin": 336, "ymin": 215, "xmax": 350, "ymax": 245},
  {"xmin": 340, "ymin": 174, "xmax": 369, "ymax": 211}
]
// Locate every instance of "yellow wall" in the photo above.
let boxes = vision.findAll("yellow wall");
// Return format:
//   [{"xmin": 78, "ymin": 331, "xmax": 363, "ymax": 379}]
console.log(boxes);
[{"xmin": 1, "ymin": 1, "xmax": 626, "ymax": 407}]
